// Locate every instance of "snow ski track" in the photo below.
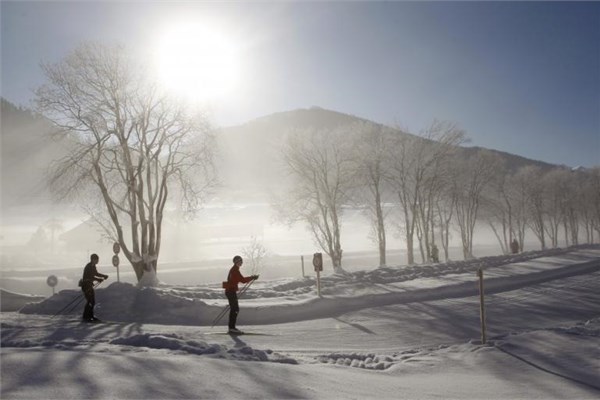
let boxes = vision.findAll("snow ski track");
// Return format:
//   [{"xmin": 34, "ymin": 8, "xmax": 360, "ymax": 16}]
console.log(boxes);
[{"xmin": 243, "ymin": 259, "xmax": 600, "ymax": 324}]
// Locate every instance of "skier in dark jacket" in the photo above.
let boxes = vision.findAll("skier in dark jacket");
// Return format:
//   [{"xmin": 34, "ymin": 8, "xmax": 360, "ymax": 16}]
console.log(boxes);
[
  {"xmin": 80, "ymin": 253, "xmax": 108, "ymax": 322},
  {"xmin": 223, "ymin": 255, "xmax": 258, "ymax": 334}
]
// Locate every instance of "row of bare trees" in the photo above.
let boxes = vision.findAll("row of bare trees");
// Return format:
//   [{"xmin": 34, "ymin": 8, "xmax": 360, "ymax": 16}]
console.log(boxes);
[
  {"xmin": 277, "ymin": 121, "xmax": 600, "ymax": 272},
  {"xmin": 484, "ymin": 164, "xmax": 600, "ymax": 253}
]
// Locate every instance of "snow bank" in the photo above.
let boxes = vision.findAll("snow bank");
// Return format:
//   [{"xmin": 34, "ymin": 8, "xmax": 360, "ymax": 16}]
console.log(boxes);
[
  {"xmin": 0, "ymin": 288, "xmax": 45, "ymax": 312},
  {"xmin": 110, "ymin": 333, "xmax": 297, "ymax": 364},
  {"xmin": 18, "ymin": 246, "xmax": 600, "ymax": 327}
]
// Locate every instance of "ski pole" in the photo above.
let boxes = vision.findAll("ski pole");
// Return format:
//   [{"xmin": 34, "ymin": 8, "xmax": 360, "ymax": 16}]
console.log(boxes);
[
  {"xmin": 64, "ymin": 292, "xmax": 88, "ymax": 315},
  {"xmin": 51, "ymin": 292, "xmax": 86, "ymax": 319},
  {"xmin": 238, "ymin": 279, "xmax": 254, "ymax": 297},
  {"xmin": 211, "ymin": 306, "xmax": 229, "ymax": 328},
  {"xmin": 211, "ymin": 280, "xmax": 252, "ymax": 328},
  {"xmin": 55, "ymin": 280, "xmax": 105, "ymax": 318},
  {"xmin": 211, "ymin": 279, "xmax": 255, "ymax": 328},
  {"xmin": 214, "ymin": 277, "xmax": 255, "ymax": 325},
  {"xmin": 51, "ymin": 280, "xmax": 104, "ymax": 319},
  {"xmin": 65, "ymin": 278, "xmax": 107, "ymax": 316}
]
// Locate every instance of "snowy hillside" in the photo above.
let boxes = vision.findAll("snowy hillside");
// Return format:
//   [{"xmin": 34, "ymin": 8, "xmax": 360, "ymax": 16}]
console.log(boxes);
[{"xmin": 2, "ymin": 245, "xmax": 599, "ymax": 399}]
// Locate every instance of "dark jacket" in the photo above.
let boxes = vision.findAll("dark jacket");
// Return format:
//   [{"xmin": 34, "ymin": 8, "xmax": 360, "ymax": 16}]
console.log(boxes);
[{"xmin": 82, "ymin": 262, "xmax": 107, "ymax": 288}]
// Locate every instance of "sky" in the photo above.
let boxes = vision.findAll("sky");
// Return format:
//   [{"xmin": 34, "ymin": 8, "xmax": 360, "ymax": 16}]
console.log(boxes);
[
  {"xmin": 1, "ymin": 1, "xmax": 599, "ymax": 168},
  {"xmin": 2, "ymin": 246, "xmax": 600, "ymax": 398}
]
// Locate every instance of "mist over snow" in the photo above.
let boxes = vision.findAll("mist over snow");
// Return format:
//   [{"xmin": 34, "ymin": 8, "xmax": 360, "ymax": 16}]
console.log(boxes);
[{"xmin": 2, "ymin": 246, "xmax": 599, "ymax": 399}]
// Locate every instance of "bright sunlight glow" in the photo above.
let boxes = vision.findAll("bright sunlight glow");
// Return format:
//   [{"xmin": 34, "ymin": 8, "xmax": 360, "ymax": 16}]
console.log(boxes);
[{"xmin": 155, "ymin": 23, "xmax": 240, "ymax": 103}]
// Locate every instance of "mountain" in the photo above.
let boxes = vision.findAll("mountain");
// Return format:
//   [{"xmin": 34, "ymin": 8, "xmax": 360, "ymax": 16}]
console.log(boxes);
[
  {"xmin": 215, "ymin": 107, "xmax": 556, "ymax": 199},
  {"xmin": 0, "ymin": 98, "xmax": 67, "ymax": 209},
  {"xmin": 214, "ymin": 106, "xmax": 380, "ymax": 199},
  {"xmin": 461, "ymin": 145, "xmax": 556, "ymax": 173}
]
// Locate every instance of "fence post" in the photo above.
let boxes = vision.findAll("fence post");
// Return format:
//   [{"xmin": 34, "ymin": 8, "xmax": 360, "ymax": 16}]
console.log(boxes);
[
  {"xmin": 301, "ymin": 255, "xmax": 305, "ymax": 278},
  {"xmin": 477, "ymin": 268, "xmax": 487, "ymax": 344},
  {"xmin": 313, "ymin": 253, "xmax": 323, "ymax": 297}
]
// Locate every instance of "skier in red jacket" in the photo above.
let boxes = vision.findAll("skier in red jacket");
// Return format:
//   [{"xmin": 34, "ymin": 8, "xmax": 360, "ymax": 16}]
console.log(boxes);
[{"xmin": 223, "ymin": 255, "xmax": 258, "ymax": 334}]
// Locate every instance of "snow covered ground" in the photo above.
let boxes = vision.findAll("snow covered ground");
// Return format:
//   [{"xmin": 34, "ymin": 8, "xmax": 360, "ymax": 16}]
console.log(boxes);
[{"xmin": 2, "ymin": 246, "xmax": 600, "ymax": 399}]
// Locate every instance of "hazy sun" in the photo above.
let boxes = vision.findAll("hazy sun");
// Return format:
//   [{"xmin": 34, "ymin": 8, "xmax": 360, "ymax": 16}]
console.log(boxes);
[{"xmin": 155, "ymin": 23, "xmax": 240, "ymax": 102}]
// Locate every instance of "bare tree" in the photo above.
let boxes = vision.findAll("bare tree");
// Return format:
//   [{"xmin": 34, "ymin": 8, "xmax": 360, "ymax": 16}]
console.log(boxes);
[
  {"xmin": 517, "ymin": 166, "xmax": 547, "ymax": 249},
  {"xmin": 35, "ymin": 42, "xmax": 217, "ymax": 284},
  {"xmin": 563, "ymin": 170, "xmax": 582, "ymax": 246},
  {"xmin": 452, "ymin": 150, "xmax": 501, "ymax": 259},
  {"xmin": 586, "ymin": 167, "xmax": 600, "ymax": 241},
  {"xmin": 274, "ymin": 127, "xmax": 355, "ymax": 273},
  {"xmin": 508, "ymin": 169, "xmax": 530, "ymax": 251},
  {"xmin": 580, "ymin": 168, "xmax": 599, "ymax": 243},
  {"xmin": 241, "ymin": 236, "xmax": 268, "ymax": 275},
  {"xmin": 348, "ymin": 122, "xmax": 395, "ymax": 267},
  {"xmin": 414, "ymin": 130, "xmax": 463, "ymax": 263},
  {"xmin": 543, "ymin": 167, "xmax": 584, "ymax": 248},
  {"xmin": 483, "ymin": 160, "xmax": 518, "ymax": 254},
  {"xmin": 435, "ymin": 182, "xmax": 457, "ymax": 262},
  {"xmin": 542, "ymin": 168, "xmax": 571, "ymax": 248},
  {"xmin": 387, "ymin": 120, "xmax": 465, "ymax": 265}
]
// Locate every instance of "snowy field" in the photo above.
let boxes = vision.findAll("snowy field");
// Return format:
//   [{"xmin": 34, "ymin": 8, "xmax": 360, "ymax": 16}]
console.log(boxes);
[{"xmin": 2, "ymin": 246, "xmax": 600, "ymax": 399}]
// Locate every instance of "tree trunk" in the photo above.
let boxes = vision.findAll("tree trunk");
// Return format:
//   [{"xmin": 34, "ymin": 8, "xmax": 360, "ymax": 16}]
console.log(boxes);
[{"xmin": 374, "ymin": 187, "xmax": 386, "ymax": 267}]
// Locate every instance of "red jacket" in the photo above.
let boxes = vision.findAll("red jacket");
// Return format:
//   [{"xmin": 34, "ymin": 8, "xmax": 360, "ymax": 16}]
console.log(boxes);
[{"xmin": 224, "ymin": 265, "xmax": 252, "ymax": 292}]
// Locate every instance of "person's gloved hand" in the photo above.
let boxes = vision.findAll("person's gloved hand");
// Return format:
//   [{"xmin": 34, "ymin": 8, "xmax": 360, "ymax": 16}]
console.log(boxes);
[{"xmin": 251, "ymin": 274, "xmax": 259, "ymax": 280}]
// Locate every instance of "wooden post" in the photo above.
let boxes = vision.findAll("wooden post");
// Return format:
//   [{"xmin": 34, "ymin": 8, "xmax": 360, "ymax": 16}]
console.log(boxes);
[
  {"xmin": 313, "ymin": 253, "xmax": 323, "ymax": 298},
  {"xmin": 477, "ymin": 268, "xmax": 487, "ymax": 344},
  {"xmin": 301, "ymin": 255, "xmax": 305, "ymax": 278},
  {"xmin": 316, "ymin": 269, "xmax": 321, "ymax": 297}
]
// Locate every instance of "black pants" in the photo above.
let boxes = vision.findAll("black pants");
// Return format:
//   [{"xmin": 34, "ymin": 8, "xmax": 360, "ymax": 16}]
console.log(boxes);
[
  {"xmin": 82, "ymin": 285, "xmax": 95, "ymax": 320},
  {"xmin": 225, "ymin": 290, "xmax": 239, "ymax": 329}
]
